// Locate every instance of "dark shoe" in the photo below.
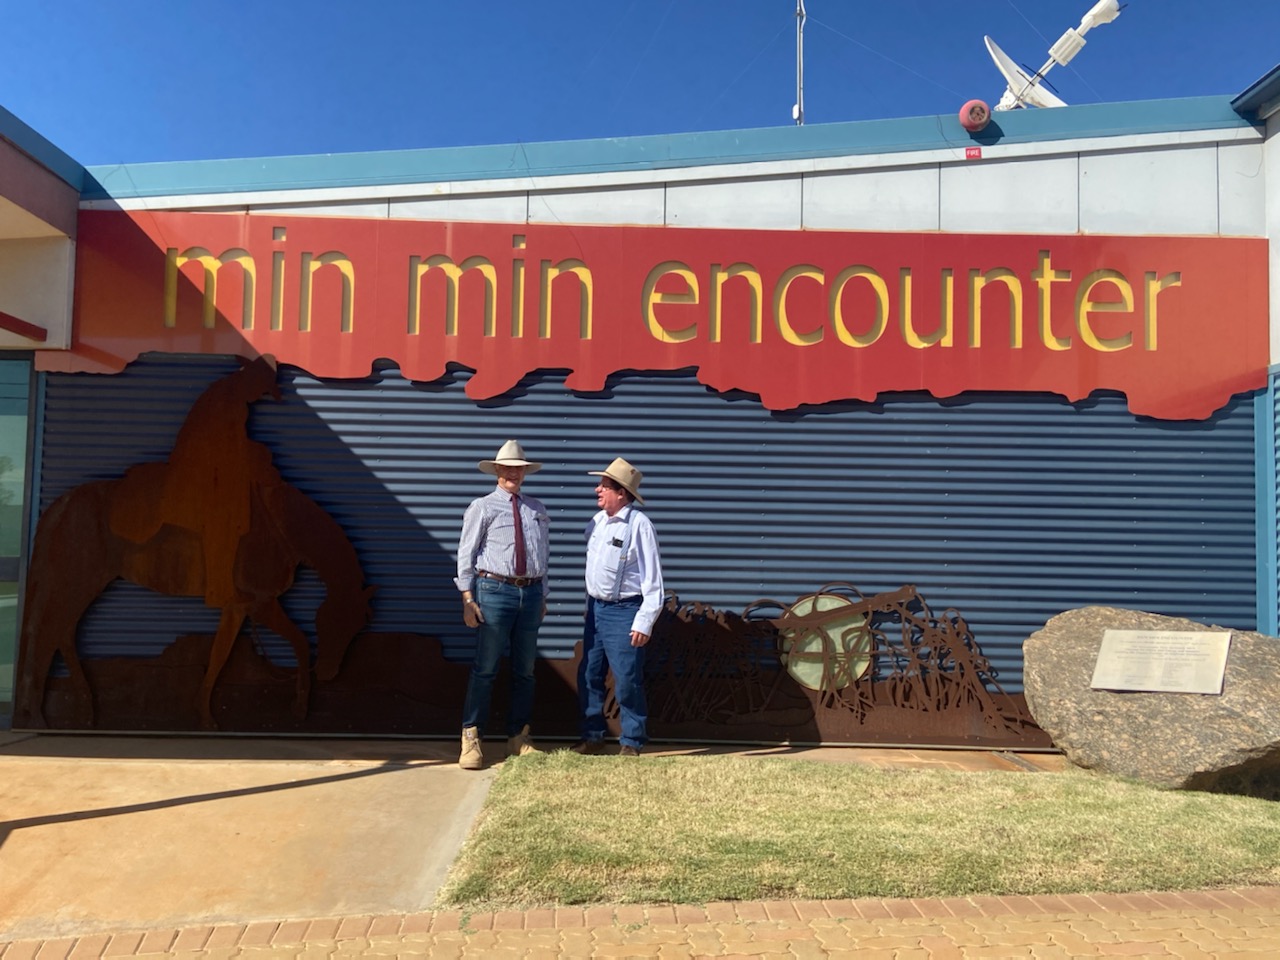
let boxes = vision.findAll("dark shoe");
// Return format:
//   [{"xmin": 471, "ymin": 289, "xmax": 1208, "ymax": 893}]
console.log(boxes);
[
  {"xmin": 619, "ymin": 745, "xmax": 641, "ymax": 757},
  {"xmin": 569, "ymin": 739, "xmax": 604, "ymax": 755}
]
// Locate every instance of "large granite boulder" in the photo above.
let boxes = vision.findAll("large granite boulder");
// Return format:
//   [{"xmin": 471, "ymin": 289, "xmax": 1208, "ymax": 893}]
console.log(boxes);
[{"xmin": 1024, "ymin": 606, "xmax": 1280, "ymax": 798}]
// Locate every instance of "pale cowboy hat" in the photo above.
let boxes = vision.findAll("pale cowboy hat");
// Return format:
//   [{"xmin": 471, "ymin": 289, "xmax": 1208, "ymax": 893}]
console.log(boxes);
[
  {"xmin": 478, "ymin": 439, "xmax": 543, "ymax": 475},
  {"xmin": 589, "ymin": 457, "xmax": 645, "ymax": 504}
]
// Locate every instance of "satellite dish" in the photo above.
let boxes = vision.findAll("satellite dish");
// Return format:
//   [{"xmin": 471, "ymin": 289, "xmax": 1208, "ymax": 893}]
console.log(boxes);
[
  {"xmin": 983, "ymin": 0, "xmax": 1123, "ymax": 111},
  {"xmin": 986, "ymin": 36, "xmax": 1068, "ymax": 109}
]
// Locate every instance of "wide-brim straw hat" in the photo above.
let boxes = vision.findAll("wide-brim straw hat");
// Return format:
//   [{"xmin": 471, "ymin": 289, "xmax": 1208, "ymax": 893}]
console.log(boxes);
[
  {"xmin": 588, "ymin": 457, "xmax": 645, "ymax": 504},
  {"xmin": 478, "ymin": 439, "xmax": 543, "ymax": 475}
]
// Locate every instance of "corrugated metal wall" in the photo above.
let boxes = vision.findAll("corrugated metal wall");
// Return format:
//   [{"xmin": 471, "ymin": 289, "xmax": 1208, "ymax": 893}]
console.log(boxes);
[
  {"xmin": 35, "ymin": 355, "xmax": 1259, "ymax": 692},
  {"xmin": 1269, "ymin": 373, "xmax": 1280, "ymax": 636}
]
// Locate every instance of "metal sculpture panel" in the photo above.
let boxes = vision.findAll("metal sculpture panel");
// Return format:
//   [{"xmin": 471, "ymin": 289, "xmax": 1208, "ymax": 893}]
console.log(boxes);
[
  {"xmin": 635, "ymin": 584, "xmax": 1048, "ymax": 748},
  {"xmin": 14, "ymin": 358, "xmax": 374, "ymax": 730}
]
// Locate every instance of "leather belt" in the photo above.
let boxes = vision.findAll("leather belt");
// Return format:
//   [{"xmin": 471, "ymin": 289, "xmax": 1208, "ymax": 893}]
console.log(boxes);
[{"xmin": 478, "ymin": 570, "xmax": 543, "ymax": 588}]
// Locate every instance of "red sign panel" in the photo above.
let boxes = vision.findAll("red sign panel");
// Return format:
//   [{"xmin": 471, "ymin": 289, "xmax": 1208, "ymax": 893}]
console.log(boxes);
[{"xmin": 53, "ymin": 209, "xmax": 1268, "ymax": 419}]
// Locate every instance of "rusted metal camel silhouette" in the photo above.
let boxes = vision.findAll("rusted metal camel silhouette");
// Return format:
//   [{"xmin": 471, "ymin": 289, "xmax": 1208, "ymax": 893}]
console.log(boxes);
[{"xmin": 15, "ymin": 358, "xmax": 374, "ymax": 729}]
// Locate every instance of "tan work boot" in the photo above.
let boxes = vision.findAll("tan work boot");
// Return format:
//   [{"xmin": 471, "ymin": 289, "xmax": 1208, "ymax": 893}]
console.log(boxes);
[
  {"xmin": 459, "ymin": 726, "xmax": 483, "ymax": 770},
  {"xmin": 507, "ymin": 725, "xmax": 541, "ymax": 757}
]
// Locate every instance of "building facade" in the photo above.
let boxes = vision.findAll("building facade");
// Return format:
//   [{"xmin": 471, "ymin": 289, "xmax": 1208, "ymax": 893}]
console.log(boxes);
[{"xmin": 3, "ymin": 70, "xmax": 1278, "ymax": 741}]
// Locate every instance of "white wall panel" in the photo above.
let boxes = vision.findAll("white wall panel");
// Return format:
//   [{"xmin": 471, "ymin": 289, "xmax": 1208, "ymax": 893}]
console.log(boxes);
[
  {"xmin": 1079, "ymin": 146, "xmax": 1219, "ymax": 235},
  {"xmin": 665, "ymin": 176, "xmax": 801, "ymax": 229},
  {"xmin": 803, "ymin": 166, "xmax": 938, "ymax": 232},
  {"xmin": 940, "ymin": 156, "xmax": 1079, "ymax": 234},
  {"xmin": 390, "ymin": 193, "xmax": 528, "ymax": 223},
  {"xmin": 528, "ymin": 185, "xmax": 664, "ymax": 226},
  {"xmin": 1265, "ymin": 116, "xmax": 1280, "ymax": 365},
  {"xmin": 1217, "ymin": 141, "xmax": 1266, "ymax": 237},
  {"xmin": 0, "ymin": 197, "xmax": 65, "ymax": 240},
  {"xmin": 249, "ymin": 201, "xmax": 390, "ymax": 219},
  {"xmin": 0, "ymin": 237, "xmax": 73, "ymax": 350},
  {"xmin": 91, "ymin": 124, "xmax": 1264, "ymax": 214}
]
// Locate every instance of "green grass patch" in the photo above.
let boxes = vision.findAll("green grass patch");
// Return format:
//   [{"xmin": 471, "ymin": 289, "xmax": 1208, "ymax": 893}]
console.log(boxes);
[{"xmin": 435, "ymin": 751, "xmax": 1280, "ymax": 909}]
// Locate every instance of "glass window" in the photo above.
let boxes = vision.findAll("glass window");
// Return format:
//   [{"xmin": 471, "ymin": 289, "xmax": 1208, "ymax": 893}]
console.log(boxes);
[{"xmin": 0, "ymin": 359, "xmax": 30, "ymax": 712}]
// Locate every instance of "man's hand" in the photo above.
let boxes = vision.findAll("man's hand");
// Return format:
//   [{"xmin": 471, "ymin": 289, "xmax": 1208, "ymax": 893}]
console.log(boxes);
[
  {"xmin": 463, "ymin": 597, "xmax": 485, "ymax": 628},
  {"xmin": 630, "ymin": 631, "xmax": 649, "ymax": 647}
]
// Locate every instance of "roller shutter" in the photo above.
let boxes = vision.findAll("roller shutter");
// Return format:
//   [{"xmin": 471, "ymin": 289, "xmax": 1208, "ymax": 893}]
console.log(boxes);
[{"xmin": 35, "ymin": 355, "xmax": 1259, "ymax": 691}]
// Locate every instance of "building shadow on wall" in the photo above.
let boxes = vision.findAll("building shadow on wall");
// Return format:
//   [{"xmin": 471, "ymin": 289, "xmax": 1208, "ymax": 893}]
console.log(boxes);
[{"xmin": 15, "ymin": 354, "xmax": 543, "ymax": 735}]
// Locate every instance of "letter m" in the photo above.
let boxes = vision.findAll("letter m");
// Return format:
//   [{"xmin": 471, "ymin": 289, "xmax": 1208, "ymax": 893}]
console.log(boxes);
[
  {"xmin": 165, "ymin": 247, "xmax": 256, "ymax": 329},
  {"xmin": 408, "ymin": 255, "xmax": 497, "ymax": 336}
]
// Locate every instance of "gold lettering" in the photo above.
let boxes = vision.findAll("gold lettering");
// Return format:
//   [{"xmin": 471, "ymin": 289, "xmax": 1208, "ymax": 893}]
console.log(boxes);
[
  {"xmin": 830, "ymin": 266, "xmax": 888, "ymax": 348},
  {"xmin": 540, "ymin": 259, "xmax": 593, "ymax": 339},
  {"xmin": 709, "ymin": 263, "xmax": 763, "ymax": 343},
  {"xmin": 968, "ymin": 267, "xmax": 1022, "ymax": 348},
  {"xmin": 1032, "ymin": 250, "xmax": 1071, "ymax": 351},
  {"xmin": 900, "ymin": 267, "xmax": 953, "ymax": 348},
  {"xmin": 1144, "ymin": 270, "xmax": 1181, "ymax": 350},
  {"xmin": 642, "ymin": 262, "xmax": 699, "ymax": 343},
  {"xmin": 408, "ymin": 255, "xmax": 496, "ymax": 336},
  {"xmin": 164, "ymin": 246, "xmax": 256, "ymax": 330},
  {"xmin": 775, "ymin": 265, "xmax": 825, "ymax": 346},
  {"xmin": 300, "ymin": 251, "xmax": 355, "ymax": 333},
  {"xmin": 511, "ymin": 235, "xmax": 526, "ymax": 338},
  {"xmin": 1076, "ymin": 269, "xmax": 1134, "ymax": 352},
  {"xmin": 271, "ymin": 227, "xmax": 286, "ymax": 331}
]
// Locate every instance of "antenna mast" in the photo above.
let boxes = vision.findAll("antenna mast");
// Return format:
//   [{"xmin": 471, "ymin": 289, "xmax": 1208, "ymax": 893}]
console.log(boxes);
[{"xmin": 794, "ymin": 0, "xmax": 806, "ymax": 125}]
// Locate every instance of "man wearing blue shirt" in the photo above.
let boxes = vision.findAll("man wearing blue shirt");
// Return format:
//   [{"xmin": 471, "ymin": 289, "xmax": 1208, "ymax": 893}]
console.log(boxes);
[
  {"xmin": 455, "ymin": 440, "xmax": 550, "ymax": 769},
  {"xmin": 573, "ymin": 457, "xmax": 664, "ymax": 757}
]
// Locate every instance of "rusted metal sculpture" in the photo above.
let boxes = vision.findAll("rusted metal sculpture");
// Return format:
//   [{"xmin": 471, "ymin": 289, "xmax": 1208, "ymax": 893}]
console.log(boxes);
[
  {"xmin": 641, "ymin": 583, "xmax": 1048, "ymax": 748},
  {"xmin": 14, "ymin": 358, "xmax": 374, "ymax": 730},
  {"xmin": 759, "ymin": 583, "xmax": 1027, "ymax": 732}
]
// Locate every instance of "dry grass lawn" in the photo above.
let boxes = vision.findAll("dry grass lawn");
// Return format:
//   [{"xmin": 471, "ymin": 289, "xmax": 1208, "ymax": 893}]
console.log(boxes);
[{"xmin": 437, "ymin": 751, "xmax": 1280, "ymax": 910}]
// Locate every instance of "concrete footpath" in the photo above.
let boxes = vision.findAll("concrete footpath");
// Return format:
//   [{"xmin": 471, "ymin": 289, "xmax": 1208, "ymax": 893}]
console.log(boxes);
[
  {"xmin": 3, "ymin": 731, "xmax": 1279, "ymax": 958},
  {"xmin": 0, "ymin": 732, "xmax": 491, "ymax": 944}
]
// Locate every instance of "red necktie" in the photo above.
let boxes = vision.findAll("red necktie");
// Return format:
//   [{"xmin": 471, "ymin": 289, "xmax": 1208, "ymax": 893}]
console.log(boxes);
[{"xmin": 511, "ymin": 494, "xmax": 527, "ymax": 576}]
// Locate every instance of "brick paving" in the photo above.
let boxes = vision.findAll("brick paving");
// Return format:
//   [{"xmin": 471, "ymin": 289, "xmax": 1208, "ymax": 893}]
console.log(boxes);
[{"xmin": 4, "ymin": 887, "xmax": 1280, "ymax": 958}]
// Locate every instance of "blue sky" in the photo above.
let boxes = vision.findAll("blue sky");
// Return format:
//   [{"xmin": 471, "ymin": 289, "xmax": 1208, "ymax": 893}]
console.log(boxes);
[{"xmin": 3, "ymin": 1, "xmax": 1277, "ymax": 166}]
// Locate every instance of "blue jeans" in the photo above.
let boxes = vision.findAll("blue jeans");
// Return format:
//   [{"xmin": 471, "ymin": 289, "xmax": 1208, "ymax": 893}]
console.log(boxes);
[
  {"xmin": 461, "ymin": 578, "xmax": 543, "ymax": 736},
  {"xmin": 578, "ymin": 595, "xmax": 647, "ymax": 748}
]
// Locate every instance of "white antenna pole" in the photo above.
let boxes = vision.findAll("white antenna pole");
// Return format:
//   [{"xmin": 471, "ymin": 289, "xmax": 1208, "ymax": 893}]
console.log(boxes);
[
  {"xmin": 986, "ymin": 0, "xmax": 1123, "ymax": 111},
  {"xmin": 794, "ymin": 0, "xmax": 806, "ymax": 125}
]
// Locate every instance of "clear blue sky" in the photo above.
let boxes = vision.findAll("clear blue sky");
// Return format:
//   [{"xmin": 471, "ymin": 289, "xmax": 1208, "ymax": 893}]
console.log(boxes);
[{"xmin": 3, "ymin": 1, "xmax": 1277, "ymax": 166}]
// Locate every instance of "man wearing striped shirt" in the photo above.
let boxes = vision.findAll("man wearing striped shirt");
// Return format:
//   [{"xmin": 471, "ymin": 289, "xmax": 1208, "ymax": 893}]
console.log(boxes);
[{"xmin": 455, "ymin": 440, "xmax": 550, "ymax": 770}]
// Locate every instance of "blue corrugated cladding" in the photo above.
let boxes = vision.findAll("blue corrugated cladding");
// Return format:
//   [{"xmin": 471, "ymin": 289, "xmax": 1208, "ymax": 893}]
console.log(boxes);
[
  {"xmin": 36, "ymin": 355, "xmax": 1259, "ymax": 691},
  {"xmin": 1271, "ymin": 371, "xmax": 1280, "ymax": 634}
]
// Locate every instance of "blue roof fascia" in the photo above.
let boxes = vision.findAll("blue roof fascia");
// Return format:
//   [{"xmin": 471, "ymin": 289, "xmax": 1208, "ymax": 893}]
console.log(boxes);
[
  {"xmin": 1232, "ymin": 63, "xmax": 1280, "ymax": 118},
  {"xmin": 0, "ymin": 105, "xmax": 85, "ymax": 192},
  {"xmin": 82, "ymin": 95, "xmax": 1251, "ymax": 202}
]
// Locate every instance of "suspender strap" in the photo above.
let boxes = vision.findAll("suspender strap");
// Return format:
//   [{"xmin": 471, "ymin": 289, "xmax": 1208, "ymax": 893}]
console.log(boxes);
[{"xmin": 610, "ymin": 509, "xmax": 634, "ymax": 601}]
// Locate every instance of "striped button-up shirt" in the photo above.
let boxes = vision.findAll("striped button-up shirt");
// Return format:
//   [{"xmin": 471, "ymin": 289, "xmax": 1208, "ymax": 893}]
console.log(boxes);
[{"xmin": 455, "ymin": 487, "xmax": 551, "ymax": 596}]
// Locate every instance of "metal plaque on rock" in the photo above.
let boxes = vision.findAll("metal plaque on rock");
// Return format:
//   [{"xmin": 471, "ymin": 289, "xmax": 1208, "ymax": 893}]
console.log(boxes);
[{"xmin": 1090, "ymin": 629, "xmax": 1232, "ymax": 695}]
